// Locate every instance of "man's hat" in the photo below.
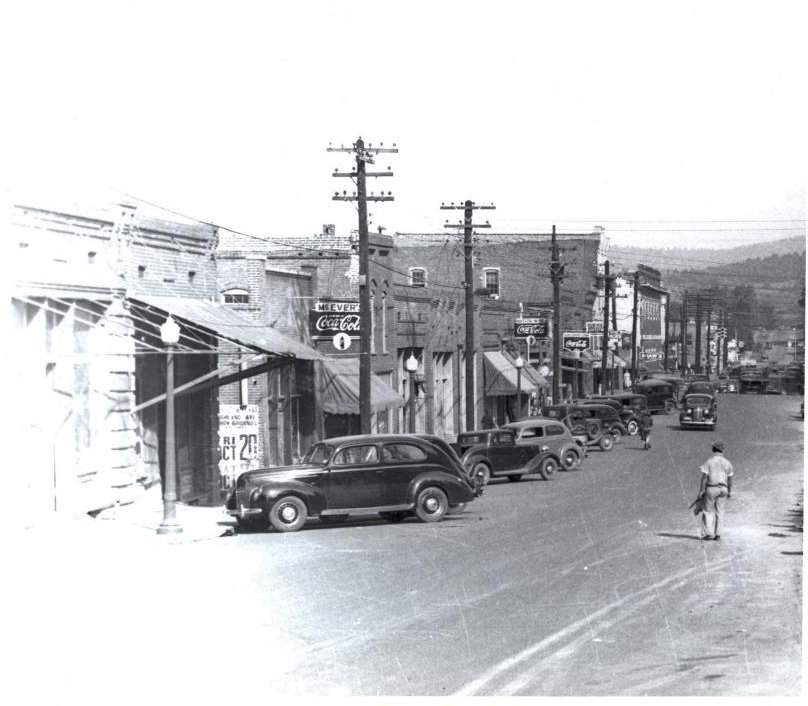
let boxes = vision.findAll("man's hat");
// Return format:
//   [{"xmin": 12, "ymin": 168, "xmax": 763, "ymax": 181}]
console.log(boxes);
[{"xmin": 712, "ymin": 440, "xmax": 725, "ymax": 452}]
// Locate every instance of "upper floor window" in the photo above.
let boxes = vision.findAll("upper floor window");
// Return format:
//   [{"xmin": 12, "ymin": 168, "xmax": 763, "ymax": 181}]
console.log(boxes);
[
  {"xmin": 222, "ymin": 288, "xmax": 249, "ymax": 304},
  {"xmin": 409, "ymin": 268, "xmax": 426, "ymax": 287},
  {"xmin": 483, "ymin": 268, "xmax": 500, "ymax": 296}
]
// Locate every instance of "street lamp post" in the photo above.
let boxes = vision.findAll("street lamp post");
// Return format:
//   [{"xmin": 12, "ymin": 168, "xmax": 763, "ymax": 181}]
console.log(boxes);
[
  {"xmin": 514, "ymin": 352, "xmax": 524, "ymax": 420},
  {"xmin": 157, "ymin": 315, "xmax": 183, "ymax": 535},
  {"xmin": 405, "ymin": 352, "xmax": 418, "ymax": 433}
]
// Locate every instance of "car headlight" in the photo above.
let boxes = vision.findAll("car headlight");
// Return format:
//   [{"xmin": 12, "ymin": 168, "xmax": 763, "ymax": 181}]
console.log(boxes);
[{"xmin": 541, "ymin": 445, "xmax": 549, "ymax": 452}]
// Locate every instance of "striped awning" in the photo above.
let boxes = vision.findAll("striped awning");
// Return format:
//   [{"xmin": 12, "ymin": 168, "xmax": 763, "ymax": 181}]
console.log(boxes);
[{"xmin": 483, "ymin": 351, "xmax": 548, "ymax": 396}]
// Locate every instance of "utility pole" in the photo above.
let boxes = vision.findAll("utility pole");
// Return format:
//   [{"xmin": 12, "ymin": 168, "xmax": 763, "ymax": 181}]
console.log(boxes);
[
  {"xmin": 681, "ymin": 291, "xmax": 688, "ymax": 373},
  {"xmin": 442, "ymin": 199, "xmax": 495, "ymax": 431},
  {"xmin": 329, "ymin": 138, "xmax": 397, "ymax": 434},
  {"xmin": 631, "ymin": 270, "xmax": 640, "ymax": 385},
  {"xmin": 722, "ymin": 308, "xmax": 729, "ymax": 371},
  {"xmin": 601, "ymin": 260, "xmax": 611, "ymax": 394},
  {"xmin": 550, "ymin": 225, "xmax": 564, "ymax": 404},
  {"xmin": 663, "ymin": 295, "xmax": 670, "ymax": 372},
  {"xmin": 706, "ymin": 298, "xmax": 713, "ymax": 375},
  {"xmin": 694, "ymin": 294, "xmax": 702, "ymax": 375}
]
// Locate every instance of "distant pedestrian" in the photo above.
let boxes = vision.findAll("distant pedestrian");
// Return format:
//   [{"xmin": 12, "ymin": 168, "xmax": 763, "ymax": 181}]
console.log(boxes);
[
  {"xmin": 697, "ymin": 441, "xmax": 733, "ymax": 540},
  {"xmin": 638, "ymin": 410, "xmax": 653, "ymax": 449},
  {"xmin": 481, "ymin": 412, "xmax": 496, "ymax": 429}
]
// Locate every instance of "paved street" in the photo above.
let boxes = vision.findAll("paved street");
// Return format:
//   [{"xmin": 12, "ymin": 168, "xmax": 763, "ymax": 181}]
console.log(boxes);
[{"xmin": 10, "ymin": 393, "xmax": 803, "ymax": 701}]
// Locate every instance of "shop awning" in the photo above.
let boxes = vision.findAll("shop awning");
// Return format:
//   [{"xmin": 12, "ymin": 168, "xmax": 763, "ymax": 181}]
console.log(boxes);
[
  {"xmin": 590, "ymin": 351, "xmax": 628, "ymax": 369},
  {"xmin": 483, "ymin": 351, "xmax": 548, "ymax": 396},
  {"xmin": 130, "ymin": 295, "xmax": 324, "ymax": 360},
  {"xmin": 318, "ymin": 356, "xmax": 403, "ymax": 415}
]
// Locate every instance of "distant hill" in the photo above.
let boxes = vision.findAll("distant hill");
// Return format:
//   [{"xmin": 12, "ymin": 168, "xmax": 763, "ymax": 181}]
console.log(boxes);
[{"xmin": 608, "ymin": 235, "xmax": 805, "ymax": 272}]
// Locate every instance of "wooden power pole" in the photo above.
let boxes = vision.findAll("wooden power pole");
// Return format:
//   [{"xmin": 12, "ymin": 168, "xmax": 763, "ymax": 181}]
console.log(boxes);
[
  {"xmin": 601, "ymin": 260, "xmax": 611, "ymax": 394},
  {"xmin": 442, "ymin": 200, "xmax": 494, "ymax": 431},
  {"xmin": 550, "ymin": 225, "xmax": 564, "ymax": 404},
  {"xmin": 631, "ymin": 270, "xmax": 640, "ymax": 384},
  {"xmin": 329, "ymin": 137, "xmax": 397, "ymax": 433}
]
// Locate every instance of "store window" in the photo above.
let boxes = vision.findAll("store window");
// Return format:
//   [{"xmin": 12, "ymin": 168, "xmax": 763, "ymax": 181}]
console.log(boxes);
[
  {"xmin": 483, "ymin": 268, "xmax": 500, "ymax": 296},
  {"xmin": 409, "ymin": 268, "xmax": 426, "ymax": 287}
]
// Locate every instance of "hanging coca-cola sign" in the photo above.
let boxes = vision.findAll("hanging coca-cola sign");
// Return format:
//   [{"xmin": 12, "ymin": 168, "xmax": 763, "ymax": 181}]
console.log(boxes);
[
  {"xmin": 310, "ymin": 301, "xmax": 361, "ymax": 338},
  {"xmin": 513, "ymin": 318, "xmax": 548, "ymax": 338},
  {"xmin": 562, "ymin": 333, "xmax": 591, "ymax": 352}
]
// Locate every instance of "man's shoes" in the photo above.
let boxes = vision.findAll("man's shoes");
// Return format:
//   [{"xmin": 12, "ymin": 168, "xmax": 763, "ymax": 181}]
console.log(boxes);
[
  {"xmin": 713, "ymin": 535, "xmax": 721, "ymax": 541},
  {"xmin": 703, "ymin": 535, "xmax": 715, "ymax": 540}
]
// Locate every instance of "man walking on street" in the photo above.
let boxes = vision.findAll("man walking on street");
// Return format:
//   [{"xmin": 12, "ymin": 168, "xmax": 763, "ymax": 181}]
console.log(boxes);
[{"xmin": 697, "ymin": 440, "xmax": 733, "ymax": 540}]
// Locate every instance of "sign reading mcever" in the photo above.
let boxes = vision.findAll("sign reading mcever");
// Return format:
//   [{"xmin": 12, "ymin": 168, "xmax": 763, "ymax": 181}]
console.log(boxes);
[{"xmin": 310, "ymin": 300, "xmax": 360, "ymax": 338}]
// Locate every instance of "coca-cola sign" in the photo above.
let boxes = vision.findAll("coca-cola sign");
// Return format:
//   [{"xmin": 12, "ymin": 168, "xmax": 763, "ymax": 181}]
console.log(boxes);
[
  {"xmin": 514, "ymin": 318, "xmax": 548, "ymax": 338},
  {"xmin": 310, "ymin": 301, "xmax": 361, "ymax": 338},
  {"xmin": 563, "ymin": 333, "xmax": 591, "ymax": 352}
]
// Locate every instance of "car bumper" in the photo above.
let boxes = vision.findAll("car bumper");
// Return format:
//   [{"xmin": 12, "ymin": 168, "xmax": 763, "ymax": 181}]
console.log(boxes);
[
  {"xmin": 680, "ymin": 419, "xmax": 715, "ymax": 428},
  {"xmin": 226, "ymin": 506, "xmax": 264, "ymax": 518}
]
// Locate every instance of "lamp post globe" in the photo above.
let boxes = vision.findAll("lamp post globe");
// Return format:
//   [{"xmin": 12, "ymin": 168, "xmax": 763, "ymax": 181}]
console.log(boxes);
[
  {"xmin": 405, "ymin": 352, "xmax": 418, "ymax": 433},
  {"xmin": 157, "ymin": 315, "xmax": 182, "ymax": 535}
]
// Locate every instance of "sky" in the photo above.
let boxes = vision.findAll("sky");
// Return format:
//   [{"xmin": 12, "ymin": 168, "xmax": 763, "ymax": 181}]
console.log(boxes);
[{"xmin": 4, "ymin": 0, "xmax": 806, "ymax": 250}]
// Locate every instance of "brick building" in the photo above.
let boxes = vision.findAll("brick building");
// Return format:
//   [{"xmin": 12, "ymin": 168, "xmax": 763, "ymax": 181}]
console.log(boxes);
[
  {"xmin": 9, "ymin": 198, "xmax": 319, "ymax": 522},
  {"xmin": 216, "ymin": 226, "xmax": 401, "ymax": 467}
]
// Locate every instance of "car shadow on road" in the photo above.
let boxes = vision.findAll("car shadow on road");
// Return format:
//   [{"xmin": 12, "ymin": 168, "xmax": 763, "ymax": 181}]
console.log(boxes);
[{"xmin": 655, "ymin": 532, "xmax": 705, "ymax": 541}]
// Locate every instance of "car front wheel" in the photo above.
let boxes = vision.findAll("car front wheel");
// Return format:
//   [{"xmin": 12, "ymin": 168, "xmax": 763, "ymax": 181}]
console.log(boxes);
[
  {"xmin": 561, "ymin": 448, "xmax": 580, "ymax": 470},
  {"xmin": 664, "ymin": 399, "xmax": 677, "ymax": 414},
  {"xmin": 414, "ymin": 487, "xmax": 449, "ymax": 523},
  {"xmin": 539, "ymin": 456, "xmax": 558, "ymax": 480},
  {"xmin": 626, "ymin": 419, "xmax": 639, "ymax": 435},
  {"xmin": 268, "ymin": 496, "xmax": 308, "ymax": 532},
  {"xmin": 599, "ymin": 434, "xmax": 614, "ymax": 451}
]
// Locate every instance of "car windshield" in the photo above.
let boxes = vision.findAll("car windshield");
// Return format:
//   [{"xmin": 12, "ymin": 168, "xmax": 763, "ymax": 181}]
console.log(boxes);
[
  {"xmin": 301, "ymin": 443, "xmax": 333, "ymax": 464},
  {"xmin": 685, "ymin": 395, "xmax": 713, "ymax": 405}
]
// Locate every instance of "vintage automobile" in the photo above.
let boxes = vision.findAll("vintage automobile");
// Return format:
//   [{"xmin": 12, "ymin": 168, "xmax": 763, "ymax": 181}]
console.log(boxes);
[
  {"xmin": 500, "ymin": 418, "xmax": 588, "ymax": 471},
  {"xmin": 715, "ymin": 373, "xmax": 729, "ymax": 393},
  {"xmin": 634, "ymin": 379, "xmax": 678, "ymax": 414},
  {"xmin": 583, "ymin": 393, "xmax": 647, "ymax": 435},
  {"xmin": 680, "ymin": 392, "xmax": 718, "ymax": 430},
  {"xmin": 540, "ymin": 404, "xmax": 618, "ymax": 451},
  {"xmin": 739, "ymin": 368, "xmax": 767, "ymax": 394},
  {"xmin": 454, "ymin": 428, "xmax": 562, "ymax": 483},
  {"xmin": 226, "ymin": 434, "xmax": 481, "ymax": 532}
]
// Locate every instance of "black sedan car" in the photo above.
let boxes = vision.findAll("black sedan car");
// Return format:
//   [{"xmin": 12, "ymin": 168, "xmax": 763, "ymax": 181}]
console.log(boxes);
[
  {"xmin": 454, "ymin": 428, "xmax": 561, "ymax": 484},
  {"xmin": 226, "ymin": 434, "xmax": 480, "ymax": 532},
  {"xmin": 679, "ymin": 392, "xmax": 718, "ymax": 430}
]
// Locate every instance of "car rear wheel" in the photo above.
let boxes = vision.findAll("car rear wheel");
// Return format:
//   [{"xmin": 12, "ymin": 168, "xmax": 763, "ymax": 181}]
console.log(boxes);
[
  {"xmin": 611, "ymin": 427, "xmax": 623, "ymax": 443},
  {"xmin": 626, "ymin": 419, "xmax": 639, "ymax": 435},
  {"xmin": 380, "ymin": 511, "xmax": 409, "ymax": 523},
  {"xmin": 664, "ymin": 399, "xmax": 677, "ymax": 414},
  {"xmin": 539, "ymin": 456, "xmax": 558, "ymax": 480},
  {"xmin": 471, "ymin": 461, "xmax": 491, "ymax": 486},
  {"xmin": 415, "ymin": 487, "xmax": 448, "ymax": 523},
  {"xmin": 599, "ymin": 434, "xmax": 614, "ymax": 452},
  {"xmin": 507, "ymin": 474, "xmax": 522, "ymax": 482},
  {"xmin": 561, "ymin": 448, "xmax": 580, "ymax": 470},
  {"xmin": 268, "ymin": 495, "xmax": 308, "ymax": 532}
]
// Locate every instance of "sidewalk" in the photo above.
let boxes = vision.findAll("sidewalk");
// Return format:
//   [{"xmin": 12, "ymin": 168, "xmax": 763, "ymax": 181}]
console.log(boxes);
[{"xmin": 14, "ymin": 485, "xmax": 236, "ymax": 550}]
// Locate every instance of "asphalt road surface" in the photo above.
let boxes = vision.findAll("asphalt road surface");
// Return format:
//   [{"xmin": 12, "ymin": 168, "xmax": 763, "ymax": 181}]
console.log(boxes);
[{"xmin": 10, "ymin": 393, "xmax": 803, "ymax": 701}]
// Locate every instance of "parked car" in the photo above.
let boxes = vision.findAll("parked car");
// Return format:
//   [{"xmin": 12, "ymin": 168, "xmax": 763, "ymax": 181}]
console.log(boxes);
[
  {"xmin": 726, "ymin": 380, "xmax": 738, "ymax": 393},
  {"xmin": 541, "ymin": 404, "xmax": 618, "ymax": 451},
  {"xmin": 455, "ymin": 428, "xmax": 561, "ymax": 483},
  {"xmin": 715, "ymin": 374, "xmax": 729, "ymax": 393},
  {"xmin": 680, "ymin": 392, "xmax": 718, "ymax": 430},
  {"xmin": 583, "ymin": 393, "xmax": 647, "ymax": 435},
  {"xmin": 634, "ymin": 379, "xmax": 678, "ymax": 414},
  {"xmin": 686, "ymin": 373, "xmax": 711, "ymax": 383},
  {"xmin": 226, "ymin": 434, "xmax": 481, "ymax": 532},
  {"xmin": 500, "ymin": 418, "xmax": 587, "ymax": 471}
]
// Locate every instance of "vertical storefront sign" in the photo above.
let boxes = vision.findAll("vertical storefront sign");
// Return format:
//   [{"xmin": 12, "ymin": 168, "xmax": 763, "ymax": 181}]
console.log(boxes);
[{"xmin": 218, "ymin": 404, "xmax": 261, "ymax": 487}]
